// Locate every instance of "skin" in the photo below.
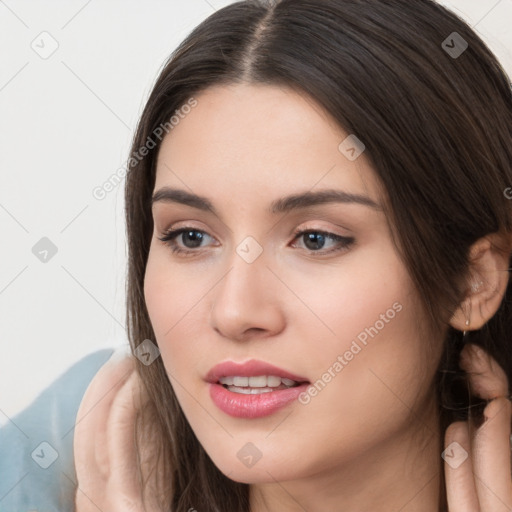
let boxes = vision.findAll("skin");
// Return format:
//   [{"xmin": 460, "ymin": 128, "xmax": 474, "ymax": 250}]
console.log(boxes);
[
  {"xmin": 73, "ymin": 342, "xmax": 512, "ymax": 512},
  {"xmin": 74, "ymin": 83, "xmax": 512, "ymax": 511}
]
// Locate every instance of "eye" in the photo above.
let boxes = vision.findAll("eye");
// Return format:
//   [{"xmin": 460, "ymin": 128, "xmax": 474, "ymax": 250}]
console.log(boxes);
[
  {"xmin": 157, "ymin": 227, "xmax": 215, "ymax": 256},
  {"xmin": 290, "ymin": 228, "xmax": 355, "ymax": 255},
  {"xmin": 157, "ymin": 226, "xmax": 355, "ymax": 257}
]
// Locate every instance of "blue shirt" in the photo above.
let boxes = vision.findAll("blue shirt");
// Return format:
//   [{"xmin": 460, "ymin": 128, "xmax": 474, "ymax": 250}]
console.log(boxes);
[{"xmin": 0, "ymin": 348, "xmax": 115, "ymax": 512}]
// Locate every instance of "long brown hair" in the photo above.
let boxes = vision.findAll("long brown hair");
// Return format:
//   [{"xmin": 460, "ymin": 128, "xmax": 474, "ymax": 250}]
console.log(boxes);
[{"xmin": 124, "ymin": 1, "xmax": 512, "ymax": 510}]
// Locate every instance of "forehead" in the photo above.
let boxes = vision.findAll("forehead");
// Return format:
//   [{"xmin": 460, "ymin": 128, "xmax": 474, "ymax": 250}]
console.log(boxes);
[{"xmin": 154, "ymin": 83, "xmax": 383, "ymax": 210}]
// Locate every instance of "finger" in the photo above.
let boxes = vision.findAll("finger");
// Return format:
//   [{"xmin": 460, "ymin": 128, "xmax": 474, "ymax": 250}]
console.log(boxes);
[
  {"xmin": 459, "ymin": 343, "xmax": 508, "ymax": 399},
  {"xmin": 472, "ymin": 397, "xmax": 512, "ymax": 511},
  {"xmin": 106, "ymin": 360, "xmax": 161, "ymax": 512},
  {"xmin": 74, "ymin": 352, "xmax": 135, "ymax": 479},
  {"xmin": 106, "ymin": 366, "xmax": 167, "ymax": 510},
  {"xmin": 107, "ymin": 368, "xmax": 144, "ymax": 493},
  {"xmin": 107, "ymin": 365, "xmax": 167, "ymax": 511},
  {"xmin": 74, "ymin": 352, "xmax": 136, "ymax": 511},
  {"xmin": 444, "ymin": 421, "xmax": 479, "ymax": 512},
  {"xmin": 459, "ymin": 343, "xmax": 512, "ymax": 511}
]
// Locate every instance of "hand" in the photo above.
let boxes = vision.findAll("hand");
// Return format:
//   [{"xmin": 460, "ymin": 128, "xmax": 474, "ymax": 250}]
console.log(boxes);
[
  {"xmin": 444, "ymin": 343, "xmax": 512, "ymax": 511},
  {"xmin": 73, "ymin": 350, "xmax": 162, "ymax": 512}
]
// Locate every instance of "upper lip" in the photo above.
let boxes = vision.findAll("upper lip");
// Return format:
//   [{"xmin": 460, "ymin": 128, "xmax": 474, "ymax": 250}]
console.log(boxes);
[{"xmin": 205, "ymin": 359, "xmax": 310, "ymax": 384}]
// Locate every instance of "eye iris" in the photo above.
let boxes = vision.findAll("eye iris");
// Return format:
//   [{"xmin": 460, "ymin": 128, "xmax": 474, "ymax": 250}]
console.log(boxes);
[
  {"xmin": 304, "ymin": 232, "xmax": 325, "ymax": 251},
  {"xmin": 183, "ymin": 230, "xmax": 203, "ymax": 248}
]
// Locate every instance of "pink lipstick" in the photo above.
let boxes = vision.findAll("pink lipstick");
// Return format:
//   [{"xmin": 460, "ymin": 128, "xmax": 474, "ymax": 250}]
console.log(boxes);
[{"xmin": 205, "ymin": 359, "xmax": 310, "ymax": 419}]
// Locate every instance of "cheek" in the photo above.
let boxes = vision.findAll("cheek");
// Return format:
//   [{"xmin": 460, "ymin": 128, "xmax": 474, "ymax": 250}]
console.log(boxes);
[
  {"xmin": 143, "ymin": 249, "xmax": 210, "ymax": 379},
  {"xmin": 143, "ymin": 252, "xmax": 168, "ymax": 336},
  {"xmin": 290, "ymin": 294, "xmax": 433, "ymax": 470},
  {"xmin": 143, "ymin": 248, "xmax": 200, "ymax": 338},
  {"xmin": 285, "ymin": 249, "xmax": 410, "ymax": 355},
  {"xmin": 144, "ymin": 252, "xmax": 183, "ymax": 375},
  {"xmin": 291, "ymin": 254, "xmax": 432, "ymax": 415}
]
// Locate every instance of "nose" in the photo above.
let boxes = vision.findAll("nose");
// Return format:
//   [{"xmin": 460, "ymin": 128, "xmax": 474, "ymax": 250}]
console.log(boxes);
[{"xmin": 209, "ymin": 245, "xmax": 285, "ymax": 342}]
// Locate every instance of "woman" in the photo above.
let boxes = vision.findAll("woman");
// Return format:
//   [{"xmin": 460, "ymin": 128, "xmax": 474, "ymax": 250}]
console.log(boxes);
[{"xmin": 74, "ymin": 0, "xmax": 512, "ymax": 510}]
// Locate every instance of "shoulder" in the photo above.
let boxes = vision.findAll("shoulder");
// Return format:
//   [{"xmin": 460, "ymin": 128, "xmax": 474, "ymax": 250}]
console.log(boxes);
[{"xmin": 0, "ymin": 348, "xmax": 116, "ymax": 512}]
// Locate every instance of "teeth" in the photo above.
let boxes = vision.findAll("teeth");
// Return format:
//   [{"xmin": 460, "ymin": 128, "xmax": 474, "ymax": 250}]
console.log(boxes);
[
  {"xmin": 226, "ymin": 386, "xmax": 276, "ymax": 394},
  {"xmin": 266, "ymin": 376, "xmax": 281, "ymax": 387},
  {"xmin": 248, "ymin": 376, "xmax": 267, "ymax": 387},
  {"xmin": 219, "ymin": 375, "xmax": 299, "ymax": 388}
]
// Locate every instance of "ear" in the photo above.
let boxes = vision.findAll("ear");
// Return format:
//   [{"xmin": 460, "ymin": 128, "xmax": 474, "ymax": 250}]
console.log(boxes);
[{"xmin": 449, "ymin": 231, "xmax": 512, "ymax": 331}]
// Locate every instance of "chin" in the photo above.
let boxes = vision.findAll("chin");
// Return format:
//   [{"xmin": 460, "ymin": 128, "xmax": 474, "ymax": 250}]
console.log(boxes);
[
  {"xmin": 222, "ymin": 468, "xmax": 285, "ymax": 485},
  {"xmin": 209, "ymin": 452, "xmax": 302, "ymax": 484}
]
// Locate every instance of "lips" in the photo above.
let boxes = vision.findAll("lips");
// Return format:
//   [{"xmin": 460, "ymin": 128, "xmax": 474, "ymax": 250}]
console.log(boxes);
[
  {"xmin": 208, "ymin": 381, "xmax": 311, "ymax": 418},
  {"xmin": 205, "ymin": 359, "xmax": 310, "ymax": 384}
]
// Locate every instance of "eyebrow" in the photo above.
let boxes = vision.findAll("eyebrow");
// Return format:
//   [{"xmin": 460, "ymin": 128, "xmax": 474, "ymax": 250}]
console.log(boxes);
[{"xmin": 151, "ymin": 187, "xmax": 382, "ymax": 215}]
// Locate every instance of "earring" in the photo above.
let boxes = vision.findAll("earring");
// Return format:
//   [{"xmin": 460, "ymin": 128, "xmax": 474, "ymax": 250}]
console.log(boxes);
[
  {"xmin": 462, "ymin": 299, "xmax": 470, "ymax": 337},
  {"xmin": 462, "ymin": 281, "xmax": 481, "ymax": 335}
]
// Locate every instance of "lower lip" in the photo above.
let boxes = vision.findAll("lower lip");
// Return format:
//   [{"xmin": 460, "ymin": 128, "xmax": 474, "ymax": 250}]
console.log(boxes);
[{"xmin": 208, "ymin": 382, "xmax": 310, "ymax": 418}]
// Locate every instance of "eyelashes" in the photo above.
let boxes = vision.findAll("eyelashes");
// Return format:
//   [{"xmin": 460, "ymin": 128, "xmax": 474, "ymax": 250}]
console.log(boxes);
[
  {"xmin": 290, "ymin": 228, "xmax": 355, "ymax": 255},
  {"xmin": 157, "ymin": 226, "xmax": 355, "ymax": 257},
  {"xmin": 158, "ymin": 227, "xmax": 210, "ymax": 256}
]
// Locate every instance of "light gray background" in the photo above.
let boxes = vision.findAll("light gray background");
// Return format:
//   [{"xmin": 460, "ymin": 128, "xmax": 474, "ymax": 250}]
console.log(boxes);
[{"xmin": 1, "ymin": 0, "xmax": 511, "ymax": 424}]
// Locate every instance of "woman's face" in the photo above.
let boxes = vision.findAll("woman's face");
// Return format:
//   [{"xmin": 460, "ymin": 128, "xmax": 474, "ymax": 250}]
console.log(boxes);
[{"xmin": 144, "ymin": 83, "xmax": 442, "ymax": 485}]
